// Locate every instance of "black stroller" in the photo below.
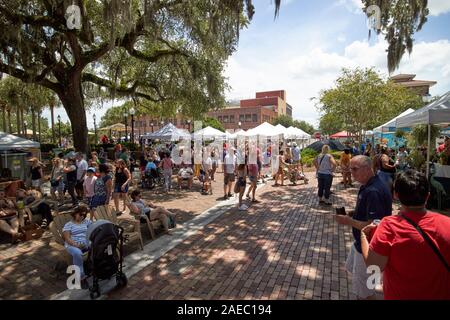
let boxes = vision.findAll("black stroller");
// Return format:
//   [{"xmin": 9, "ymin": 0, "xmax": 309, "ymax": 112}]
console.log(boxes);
[
  {"xmin": 142, "ymin": 168, "xmax": 160, "ymax": 189},
  {"xmin": 85, "ymin": 220, "xmax": 127, "ymax": 299}
]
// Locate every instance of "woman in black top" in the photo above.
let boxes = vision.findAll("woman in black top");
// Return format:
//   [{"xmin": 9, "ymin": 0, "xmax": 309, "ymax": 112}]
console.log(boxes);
[
  {"xmin": 28, "ymin": 157, "xmax": 43, "ymax": 192},
  {"xmin": 112, "ymin": 159, "xmax": 131, "ymax": 214}
]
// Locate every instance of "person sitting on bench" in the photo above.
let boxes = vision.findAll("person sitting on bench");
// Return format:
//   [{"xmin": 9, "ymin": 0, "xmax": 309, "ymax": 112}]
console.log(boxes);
[
  {"xmin": 0, "ymin": 188, "xmax": 20, "ymax": 243},
  {"xmin": 126, "ymin": 190, "xmax": 174, "ymax": 235},
  {"xmin": 177, "ymin": 164, "xmax": 194, "ymax": 190}
]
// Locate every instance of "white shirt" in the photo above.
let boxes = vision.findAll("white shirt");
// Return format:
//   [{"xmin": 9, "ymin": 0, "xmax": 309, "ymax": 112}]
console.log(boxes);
[
  {"xmin": 203, "ymin": 157, "xmax": 212, "ymax": 171},
  {"xmin": 76, "ymin": 159, "xmax": 88, "ymax": 180},
  {"xmin": 224, "ymin": 153, "xmax": 236, "ymax": 174}
]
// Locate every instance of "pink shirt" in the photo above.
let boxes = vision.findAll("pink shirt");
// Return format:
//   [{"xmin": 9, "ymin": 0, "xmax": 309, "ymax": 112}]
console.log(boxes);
[
  {"xmin": 162, "ymin": 158, "xmax": 173, "ymax": 170},
  {"xmin": 83, "ymin": 176, "xmax": 97, "ymax": 197}
]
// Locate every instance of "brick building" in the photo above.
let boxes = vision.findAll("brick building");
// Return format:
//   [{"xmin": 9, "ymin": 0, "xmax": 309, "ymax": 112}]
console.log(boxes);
[{"xmin": 207, "ymin": 90, "xmax": 291, "ymax": 131}]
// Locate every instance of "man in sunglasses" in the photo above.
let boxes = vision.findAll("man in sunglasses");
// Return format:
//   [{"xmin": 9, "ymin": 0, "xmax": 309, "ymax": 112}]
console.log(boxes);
[{"xmin": 335, "ymin": 155, "xmax": 392, "ymax": 299}]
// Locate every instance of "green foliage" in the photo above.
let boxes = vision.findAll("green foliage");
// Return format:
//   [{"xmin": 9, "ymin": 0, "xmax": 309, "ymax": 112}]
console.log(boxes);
[
  {"xmin": 409, "ymin": 125, "xmax": 441, "ymax": 147},
  {"xmin": 121, "ymin": 142, "xmax": 139, "ymax": 151},
  {"xmin": 202, "ymin": 117, "xmax": 225, "ymax": 132},
  {"xmin": 363, "ymin": 0, "xmax": 429, "ymax": 73},
  {"xmin": 40, "ymin": 143, "xmax": 58, "ymax": 153},
  {"xmin": 301, "ymin": 148, "xmax": 319, "ymax": 167},
  {"xmin": 317, "ymin": 67, "xmax": 422, "ymax": 141},
  {"xmin": 272, "ymin": 115, "xmax": 315, "ymax": 134}
]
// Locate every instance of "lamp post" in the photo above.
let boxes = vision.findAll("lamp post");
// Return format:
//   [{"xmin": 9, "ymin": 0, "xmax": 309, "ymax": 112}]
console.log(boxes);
[
  {"xmin": 23, "ymin": 120, "xmax": 28, "ymax": 138},
  {"xmin": 160, "ymin": 120, "xmax": 164, "ymax": 130},
  {"xmin": 93, "ymin": 114, "xmax": 97, "ymax": 144},
  {"xmin": 187, "ymin": 119, "xmax": 191, "ymax": 132},
  {"xmin": 124, "ymin": 111, "xmax": 128, "ymax": 142},
  {"xmin": 150, "ymin": 122, "xmax": 154, "ymax": 133},
  {"xmin": 130, "ymin": 107, "xmax": 135, "ymax": 144},
  {"xmin": 238, "ymin": 121, "xmax": 242, "ymax": 130},
  {"xmin": 57, "ymin": 115, "xmax": 62, "ymax": 148}
]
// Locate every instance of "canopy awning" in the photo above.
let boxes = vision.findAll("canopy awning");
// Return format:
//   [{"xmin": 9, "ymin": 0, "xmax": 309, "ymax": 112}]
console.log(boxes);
[
  {"xmin": 330, "ymin": 131, "xmax": 354, "ymax": 138},
  {"xmin": 373, "ymin": 108, "xmax": 415, "ymax": 132},
  {"xmin": 396, "ymin": 91, "xmax": 450, "ymax": 127},
  {"xmin": 285, "ymin": 126, "xmax": 311, "ymax": 139},
  {"xmin": 192, "ymin": 126, "xmax": 227, "ymax": 139},
  {"xmin": 141, "ymin": 123, "xmax": 190, "ymax": 140},
  {"xmin": 0, "ymin": 132, "xmax": 40, "ymax": 150}
]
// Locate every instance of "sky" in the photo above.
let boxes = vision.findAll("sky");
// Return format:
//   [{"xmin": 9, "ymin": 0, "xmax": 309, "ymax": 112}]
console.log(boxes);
[{"xmin": 44, "ymin": 0, "xmax": 450, "ymax": 129}]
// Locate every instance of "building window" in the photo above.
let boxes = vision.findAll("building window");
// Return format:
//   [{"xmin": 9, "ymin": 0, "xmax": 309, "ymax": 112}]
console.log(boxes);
[
  {"xmin": 218, "ymin": 116, "xmax": 223, "ymax": 122},
  {"xmin": 239, "ymin": 114, "xmax": 245, "ymax": 122},
  {"xmin": 230, "ymin": 115, "xmax": 235, "ymax": 123},
  {"xmin": 245, "ymin": 114, "xmax": 252, "ymax": 122},
  {"xmin": 223, "ymin": 115, "xmax": 229, "ymax": 123},
  {"xmin": 252, "ymin": 114, "xmax": 257, "ymax": 122}
]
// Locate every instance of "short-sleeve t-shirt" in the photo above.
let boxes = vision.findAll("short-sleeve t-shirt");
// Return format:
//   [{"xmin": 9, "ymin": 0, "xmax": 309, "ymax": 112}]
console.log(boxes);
[
  {"xmin": 63, "ymin": 219, "xmax": 92, "ymax": 247},
  {"xmin": 292, "ymin": 147, "xmax": 301, "ymax": 161},
  {"xmin": 370, "ymin": 211, "xmax": 450, "ymax": 300},
  {"xmin": 83, "ymin": 176, "xmax": 97, "ymax": 197},
  {"xmin": 145, "ymin": 162, "xmax": 157, "ymax": 171},
  {"xmin": 353, "ymin": 175, "xmax": 392, "ymax": 253},
  {"xmin": 224, "ymin": 154, "xmax": 236, "ymax": 174},
  {"xmin": 76, "ymin": 159, "xmax": 88, "ymax": 181}
]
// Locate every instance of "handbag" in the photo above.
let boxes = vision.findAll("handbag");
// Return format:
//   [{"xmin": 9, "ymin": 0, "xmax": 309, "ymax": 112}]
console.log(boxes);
[
  {"xmin": 401, "ymin": 213, "xmax": 450, "ymax": 272},
  {"xmin": 315, "ymin": 154, "xmax": 326, "ymax": 178}
]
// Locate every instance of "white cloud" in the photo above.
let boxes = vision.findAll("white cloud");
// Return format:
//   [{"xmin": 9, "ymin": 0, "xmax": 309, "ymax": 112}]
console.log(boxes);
[
  {"xmin": 428, "ymin": 0, "xmax": 450, "ymax": 16},
  {"xmin": 224, "ymin": 38, "xmax": 450, "ymax": 127},
  {"xmin": 336, "ymin": 0, "xmax": 364, "ymax": 14}
]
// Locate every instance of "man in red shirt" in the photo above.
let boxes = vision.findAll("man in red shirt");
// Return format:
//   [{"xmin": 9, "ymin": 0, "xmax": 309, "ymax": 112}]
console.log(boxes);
[{"xmin": 361, "ymin": 170, "xmax": 450, "ymax": 300}]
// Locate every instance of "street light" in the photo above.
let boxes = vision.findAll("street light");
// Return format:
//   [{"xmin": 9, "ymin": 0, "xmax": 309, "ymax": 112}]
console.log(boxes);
[
  {"xmin": 130, "ymin": 107, "xmax": 135, "ymax": 144},
  {"xmin": 23, "ymin": 120, "xmax": 28, "ymax": 138},
  {"xmin": 57, "ymin": 115, "xmax": 62, "ymax": 148},
  {"xmin": 124, "ymin": 111, "xmax": 128, "ymax": 142},
  {"xmin": 238, "ymin": 121, "xmax": 242, "ymax": 129},
  {"xmin": 150, "ymin": 122, "xmax": 154, "ymax": 133},
  {"xmin": 93, "ymin": 114, "xmax": 97, "ymax": 144},
  {"xmin": 187, "ymin": 119, "xmax": 191, "ymax": 132},
  {"xmin": 160, "ymin": 120, "xmax": 164, "ymax": 130}
]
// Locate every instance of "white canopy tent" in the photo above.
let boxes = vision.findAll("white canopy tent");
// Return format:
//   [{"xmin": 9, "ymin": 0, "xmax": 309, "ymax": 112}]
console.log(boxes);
[
  {"xmin": 395, "ymin": 91, "xmax": 450, "ymax": 176},
  {"xmin": 274, "ymin": 124, "xmax": 288, "ymax": 136},
  {"xmin": 247, "ymin": 122, "xmax": 279, "ymax": 137},
  {"xmin": 192, "ymin": 126, "xmax": 227, "ymax": 140},
  {"xmin": 141, "ymin": 123, "xmax": 190, "ymax": 140},
  {"xmin": 373, "ymin": 108, "xmax": 415, "ymax": 133},
  {"xmin": 285, "ymin": 126, "xmax": 311, "ymax": 139},
  {"xmin": 0, "ymin": 132, "xmax": 40, "ymax": 150}
]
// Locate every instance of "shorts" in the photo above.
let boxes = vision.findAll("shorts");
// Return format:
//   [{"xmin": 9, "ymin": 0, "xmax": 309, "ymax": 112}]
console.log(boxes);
[
  {"xmin": 75, "ymin": 180, "xmax": 84, "ymax": 190},
  {"xmin": 257, "ymin": 161, "xmax": 262, "ymax": 172},
  {"xmin": 237, "ymin": 177, "xmax": 246, "ymax": 188},
  {"xmin": 51, "ymin": 181, "xmax": 65, "ymax": 193},
  {"xmin": 345, "ymin": 244, "xmax": 376, "ymax": 299},
  {"xmin": 31, "ymin": 179, "xmax": 41, "ymax": 188},
  {"xmin": 224, "ymin": 173, "xmax": 235, "ymax": 185},
  {"xmin": 249, "ymin": 176, "xmax": 257, "ymax": 183},
  {"xmin": 114, "ymin": 183, "xmax": 129, "ymax": 194},
  {"xmin": 90, "ymin": 195, "xmax": 107, "ymax": 209}
]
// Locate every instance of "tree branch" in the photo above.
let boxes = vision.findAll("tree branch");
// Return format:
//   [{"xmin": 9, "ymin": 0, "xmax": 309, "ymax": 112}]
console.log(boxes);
[
  {"xmin": 0, "ymin": 62, "xmax": 61, "ymax": 93},
  {"xmin": 0, "ymin": 6, "xmax": 65, "ymax": 32},
  {"xmin": 82, "ymin": 73, "xmax": 163, "ymax": 102}
]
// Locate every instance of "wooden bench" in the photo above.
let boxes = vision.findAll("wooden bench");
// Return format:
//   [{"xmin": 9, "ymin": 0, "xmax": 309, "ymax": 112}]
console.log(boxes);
[{"xmin": 95, "ymin": 205, "xmax": 144, "ymax": 250}]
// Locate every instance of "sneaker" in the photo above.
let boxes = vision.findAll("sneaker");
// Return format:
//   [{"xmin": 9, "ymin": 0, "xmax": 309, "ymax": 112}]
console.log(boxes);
[
  {"xmin": 223, "ymin": 195, "xmax": 228, "ymax": 200},
  {"xmin": 239, "ymin": 204, "xmax": 249, "ymax": 211},
  {"xmin": 227, "ymin": 192, "xmax": 232, "ymax": 198}
]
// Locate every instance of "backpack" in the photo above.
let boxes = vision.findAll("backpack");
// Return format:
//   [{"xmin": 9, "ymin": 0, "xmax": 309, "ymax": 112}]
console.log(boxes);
[{"xmin": 86, "ymin": 221, "xmax": 121, "ymax": 279}]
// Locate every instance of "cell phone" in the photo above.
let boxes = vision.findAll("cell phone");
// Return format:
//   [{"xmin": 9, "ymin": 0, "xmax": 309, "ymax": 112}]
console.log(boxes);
[{"xmin": 335, "ymin": 207, "xmax": 346, "ymax": 215}]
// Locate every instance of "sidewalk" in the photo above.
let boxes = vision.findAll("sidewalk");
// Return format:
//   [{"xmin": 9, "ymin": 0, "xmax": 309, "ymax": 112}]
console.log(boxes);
[{"xmin": 107, "ymin": 173, "xmax": 358, "ymax": 300}]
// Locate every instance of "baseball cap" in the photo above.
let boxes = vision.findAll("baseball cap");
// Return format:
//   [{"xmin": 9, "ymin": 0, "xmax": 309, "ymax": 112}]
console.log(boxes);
[{"xmin": 87, "ymin": 167, "xmax": 96, "ymax": 173}]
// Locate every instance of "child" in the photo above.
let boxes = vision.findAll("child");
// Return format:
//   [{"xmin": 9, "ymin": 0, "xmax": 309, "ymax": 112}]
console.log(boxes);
[
  {"xmin": 340, "ymin": 148, "xmax": 352, "ymax": 187},
  {"xmin": 83, "ymin": 167, "xmax": 97, "ymax": 219},
  {"xmin": 235, "ymin": 163, "xmax": 248, "ymax": 211}
]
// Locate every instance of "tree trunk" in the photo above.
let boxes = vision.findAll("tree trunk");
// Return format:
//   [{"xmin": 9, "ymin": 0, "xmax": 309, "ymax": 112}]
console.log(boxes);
[
  {"xmin": 31, "ymin": 108, "xmax": 37, "ymax": 141},
  {"xmin": 57, "ymin": 73, "xmax": 88, "ymax": 153},
  {"xmin": 16, "ymin": 107, "xmax": 21, "ymax": 136},
  {"xmin": 2, "ymin": 105, "xmax": 6, "ymax": 132},
  {"xmin": 38, "ymin": 110, "xmax": 42, "ymax": 143},
  {"xmin": 7, "ymin": 109, "xmax": 12, "ymax": 133},
  {"xmin": 50, "ymin": 100, "xmax": 55, "ymax": 144}
]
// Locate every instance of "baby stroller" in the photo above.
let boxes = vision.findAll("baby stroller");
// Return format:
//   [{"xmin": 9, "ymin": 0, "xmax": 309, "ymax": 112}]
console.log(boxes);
[
  {"xmin": 85, "ymin": 220, "xmax": 127, "ymax": 299},
  {"xmin": 142, "ymin": 168, "xmax": 159, "ymax": 189},
  {"xmin": 289, "ymin": 166, "xmax": 309, "ymax": 185}
]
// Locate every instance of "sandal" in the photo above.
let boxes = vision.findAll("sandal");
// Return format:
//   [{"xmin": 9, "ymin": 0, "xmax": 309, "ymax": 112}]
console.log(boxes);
[{"xmin": 251, "ymin": 199, "xmax": 260, "ymax": 203}]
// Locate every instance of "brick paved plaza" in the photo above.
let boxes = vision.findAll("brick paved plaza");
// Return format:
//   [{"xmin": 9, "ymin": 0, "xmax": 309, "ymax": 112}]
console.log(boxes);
[{"xmin": 1, "ymin": 171, "xmax": 386, "ymax": 300}]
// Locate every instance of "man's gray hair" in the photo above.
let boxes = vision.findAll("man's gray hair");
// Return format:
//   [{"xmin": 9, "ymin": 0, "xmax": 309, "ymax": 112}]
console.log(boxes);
[{"xmin": 353, "ymin": 155, "xmax": 372, "ymax": 168}]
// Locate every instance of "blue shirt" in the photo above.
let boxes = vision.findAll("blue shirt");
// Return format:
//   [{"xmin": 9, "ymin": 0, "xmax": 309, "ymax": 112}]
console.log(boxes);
[
  {"xmin": 353, "ymin": 175, "xmax": 392, "ymax": 253},
  {"xmin": 292, "ymin": 147, "xmax": 301, "ymax": 161},
  {"xmin": 63, "ymin": 219, "xmax": 92, "ymax": 247},
  {"xmin": 145, "ymin": 162, "xmax": 157, "ymax": 171}
]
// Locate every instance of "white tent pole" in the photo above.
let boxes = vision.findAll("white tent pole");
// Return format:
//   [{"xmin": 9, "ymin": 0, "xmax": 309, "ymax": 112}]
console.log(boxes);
[{"xmin": 426, "ymin": 124, "xmax": 431, "ymax": 178}]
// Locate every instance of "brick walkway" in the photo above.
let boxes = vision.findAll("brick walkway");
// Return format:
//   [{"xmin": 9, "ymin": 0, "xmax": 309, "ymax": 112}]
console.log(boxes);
[
  {"xmin": 0, "ymin": 172, "xmax": 242, "ymax": 299},
  {"xmin": 108, "ymin": 172, "xmax": 359, "ymax": 300}
]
